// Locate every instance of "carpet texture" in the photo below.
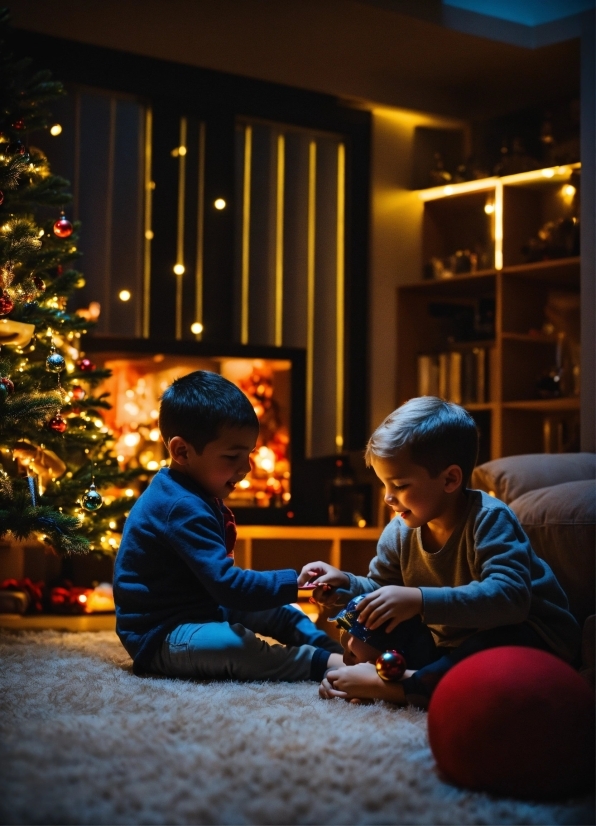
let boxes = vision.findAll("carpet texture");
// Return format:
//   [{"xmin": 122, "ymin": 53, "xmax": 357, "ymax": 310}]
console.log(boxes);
[{"xmin": 1, "ymin": 630, "xmax": 594, "ymax": 826}]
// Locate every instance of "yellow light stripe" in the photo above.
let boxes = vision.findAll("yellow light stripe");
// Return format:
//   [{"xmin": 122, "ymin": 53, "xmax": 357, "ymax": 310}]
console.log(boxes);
[
  {"xmin": 241, "ymin": 125, "xmax": 252, "ymax": 344},
  {"xmin": 306, "ymin": 140, "xmax": 317, "ymax": 458},
  {"xmin": 142, "ymin": 106, "xmax": 153, "ymax": 338},
  {"xmin": 494, "ymin": 180, "xmax": 504, "ymax": 270},
  {"xmin": 104, "ymin": 98, "xmax": 116, "ymax": 333},
  {"xmin": 195, "ymin": 121, "xmax": 206, "ymax": 340},
  {"xmin": 275, "ymin": 133, "xmax": 285, "ymax": 347},
  {"xmin": 335, "ymin": 142, "xmax": 345, "ymax": 452},
  {"xmin": 175, "ymin": 117, "xmax": 187, "ymax": 340}
]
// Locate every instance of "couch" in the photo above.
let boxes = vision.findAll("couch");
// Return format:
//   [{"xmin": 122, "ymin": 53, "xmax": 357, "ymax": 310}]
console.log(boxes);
[{"xmin": 471, "ymin": 452, "xmax": 595, "ymax": 685}]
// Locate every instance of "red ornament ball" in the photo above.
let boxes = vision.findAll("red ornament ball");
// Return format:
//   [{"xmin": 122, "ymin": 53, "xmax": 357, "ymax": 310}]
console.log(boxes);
[
  {"xmin": 71, "ymin": 384, "xmax": 86, "ymax": 401},
  {"xmin": 427, "ymin": 647, "xmax": 595, "ymax": 799},
  {"xmin": 48, "ymin": 414, "xmax": 67, "ymax": 433},
  {"xmin": 12, "ymin": 119, "xmax": 25, "ymax": 130},
  {"xmin": 0, "ymin": 291, "xmax": 14, "ymax": 317},
  {"xmin": 375, "ymin": 650, "xmax": 407, "ymax": 681},
  {"xmin": 76, "ymin": 358, "xmax": 96, "ymax": 373},
  {"xmin": 33, "ymin": 275, "xmax": 45, "ymax": 292},
  {"xmin": 53, "ymin": 215, "xmax": 73, "ymax": 238},
  {"xmin": 0, "ymin": 377, "xmax": 14, "ymax": 394}
]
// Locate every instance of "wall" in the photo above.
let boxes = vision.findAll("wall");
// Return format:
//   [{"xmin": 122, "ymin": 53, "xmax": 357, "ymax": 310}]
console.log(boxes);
[{"xmin": 368, "ymin": 107, "xmax": 467, "ymax": 430}]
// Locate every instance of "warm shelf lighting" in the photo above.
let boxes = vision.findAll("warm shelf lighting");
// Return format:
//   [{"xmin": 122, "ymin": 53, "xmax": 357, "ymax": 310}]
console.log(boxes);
[
  {"xmin": 173, "ymin": 263, "xmax": 185, "ymax": 275},
  {"xmin": 562, "ymin": 184, "xmax": 576, "ymax": 197},
  {"xmin": 190, "ymin": 321, "xmax": 203, "ymax": 335},
  {"xmin": 50, "ymin": 124, "xmax": 62, "ymax": 136},
  {"xmin": 542, "ymin": 169, "xmax": 555, "ymax": 178},
  {"xmin": 214, "ymin": 198, "xmax": 227, "ymax": 210},
  {"xmin": 118, "ymin": 290, "xmax": 131, "ymax": 301}
]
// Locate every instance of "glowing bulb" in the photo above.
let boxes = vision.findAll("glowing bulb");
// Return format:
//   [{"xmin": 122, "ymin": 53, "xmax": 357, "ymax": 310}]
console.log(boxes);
[
  {"xmin": 173, "ymin": 263, "xmax": 185, "ymax": 275},
  {"xmin": 358, "ymin": 519, "xmax": 367, "ymax": 528},
  {"xmin": 119, "ymin": 290, "xmax": 131, "ymax": 301},
  {"xmin": 146, "ymin": 461, "xmax": 159, "ymax": 471},
  {"xmin": 149, "ymin": 428, "xmax": 160, "ymax": 441},
  {"xmin": 484, "ymin": 203, "xmax": 495, "ymax": 215},
  {"xmin": 78, "ymin": 594, "xmax": 87, "ymax": 603},
  {"xmin": 238, "ymin": 479, "xmax": 251, "ymax": 489},
  {"xmin": 145, "ymin": 230, "xmax": 154, "ymax": 240},
  {"xmin": 125, "ymin": 488, "xmax": 135, "ymax": 497},
  {"xmin": 123, "ymin": 432, "xmax": 141, "ymax": 447},
  {"xmin": 563, "ymin": 184, "xmax": 576, "ymax": 197},
  {"xmin": 443, "ymin": 186, "xmax": 454, "ymax": 195},
  {"xmin": 109, "ymin": 521, "xmax": 117, "ymax": 529},
  {"xmin": 214, "ymin": 198, "xmax": 226, "ymax": 210},
  {"xmin": 50, "ymin": 124, "xmax": 62, "ymax": 136},
  {"xmin": 542, "ymin": 169, "xmax": 555, "ymax": 178},
  {"xmin": 190, "ymin": 322, "xmax": 203, "ymax": 335},
  {"xmin": 178, "ymin": 146, "xmax": 187, "ymax": 156}
]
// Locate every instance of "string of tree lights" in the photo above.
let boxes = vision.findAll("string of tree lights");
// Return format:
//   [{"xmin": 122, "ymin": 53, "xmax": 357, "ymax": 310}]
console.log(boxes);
[{"xmin": 0, "ymin": 10, "xmax": 141, "ymax": 556}]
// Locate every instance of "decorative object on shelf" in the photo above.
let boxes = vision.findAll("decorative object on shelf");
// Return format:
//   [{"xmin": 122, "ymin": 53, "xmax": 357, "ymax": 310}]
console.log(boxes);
[
  {"xmin": 428, "ymin": 152, "xmax": 452, "ymax": 187},
  {"xmin": 493, "ymin": 136, "xmax": 540, "ymax": 176},
  {"xmin": 522, "ymin": 216, "xmax": 580, "ymax": 263},
  {"xmin": 81, "ymin": 480, "xmax": 103, "ymax": 511},
  {"xmin": 45, "ymin": 344, "xmax": 65, "ymax": 373},
  {"xmin": 327, "ymin": 456, "xmax": 362, "ymax": 526},
  {"xmin": 52, "ymin": 212, "xmax": 73, "ymax": 238},
  {"xmin": 375, "ymin": 650, "xmax": 407, "ymax": 682}
]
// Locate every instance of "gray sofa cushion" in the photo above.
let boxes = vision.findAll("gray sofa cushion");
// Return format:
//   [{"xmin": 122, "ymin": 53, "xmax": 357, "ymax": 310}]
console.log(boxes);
[
  {"xmin": 510, "ymin": 480, "xmax": 595, "ymax": 625},
  {"xmin": 472, "ymin": 453, "xmax": 596, "ymax": 505}
]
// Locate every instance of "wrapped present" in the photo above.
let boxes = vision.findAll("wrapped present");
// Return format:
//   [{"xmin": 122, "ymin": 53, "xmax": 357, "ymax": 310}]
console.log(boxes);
[{"xmin": 0, "ymin": 589, "xmax": 30, "ymax": 614}]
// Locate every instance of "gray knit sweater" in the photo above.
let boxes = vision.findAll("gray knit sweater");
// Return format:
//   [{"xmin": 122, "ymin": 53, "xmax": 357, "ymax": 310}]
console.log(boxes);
[{"xmin": 344, "ymin": 490, "xmax": 580, "ymax": 662}]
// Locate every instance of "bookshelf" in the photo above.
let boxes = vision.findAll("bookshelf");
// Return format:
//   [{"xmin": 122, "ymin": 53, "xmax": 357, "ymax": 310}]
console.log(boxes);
[{"xmin": 397, "ymin": 164, "xmax": 581, "ymax": 462}]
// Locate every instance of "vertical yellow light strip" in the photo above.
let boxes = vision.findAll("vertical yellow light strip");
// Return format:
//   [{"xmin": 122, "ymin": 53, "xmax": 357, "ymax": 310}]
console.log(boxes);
[
  {"xmin": 142, "ymin": 107, "xmax": 153, "ymax": 338},
  {"xmin": 494, "ymin": 180, "xmax": 504, "ymax": 270},
  {"xmin": 104, "ymin": 98, "xmax": 116, "ymax": 333},
  {"xmin": 241, "ymin": 125, "xmax": 252, "ymax": 344},
  {"xmin": 175, "ymin": 117, "xmax": 188, "ymax": 340},
  {"xmin": 275, "ymin": 133, "xmax": 285, "ymax": 347},
  {"xmin": 306, "ymin": 140, "xmax": 317, "ymax": 458},
  {"xmin": 194, "ymin": 121, "xmax": 206, "ymax": 340},
  {"xmin": 335, "ymin": 142, "xmax": 345, "ymax": 453}
]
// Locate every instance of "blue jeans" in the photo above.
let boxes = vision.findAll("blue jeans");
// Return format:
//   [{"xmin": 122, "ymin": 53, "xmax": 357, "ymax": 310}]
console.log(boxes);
[{"xmin": 149, "ymin": 604, "xmax": 343, "ymax": 682}]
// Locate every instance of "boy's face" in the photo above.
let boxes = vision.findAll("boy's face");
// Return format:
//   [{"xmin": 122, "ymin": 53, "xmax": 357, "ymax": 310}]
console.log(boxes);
[
  {"xmin": 341, "ymin": 629, "xmax": 381, "ymax": 665},
  {"xmin": 371, "ymin": 449, "xmax": 461, "ymax": 529},
  {"xmin": 168, "ymin": 425, "xmax": 258, "ymax": 499}
]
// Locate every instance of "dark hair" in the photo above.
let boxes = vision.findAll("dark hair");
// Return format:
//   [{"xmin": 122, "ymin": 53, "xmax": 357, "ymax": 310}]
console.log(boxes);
[
  {"xmin": 365, "ymin": 396, "xmax": 479, "ymax": 486},
  {"xmin": 159, "ymin": 370, "xmax": 259, "ymax": 453}
]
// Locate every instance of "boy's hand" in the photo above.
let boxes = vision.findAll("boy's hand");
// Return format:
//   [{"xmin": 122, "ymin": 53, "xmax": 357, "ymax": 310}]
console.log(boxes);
[
  {"xmin": 298, "ymin": 561, "xmax": 350, "ymax": 605},
  {"xmin": 321, "ymin": 663, "xmax": 388, "ymax": 700},
  {"xmin": 356, "ymin": 586, "xmax": 422, "ymax": 632}
]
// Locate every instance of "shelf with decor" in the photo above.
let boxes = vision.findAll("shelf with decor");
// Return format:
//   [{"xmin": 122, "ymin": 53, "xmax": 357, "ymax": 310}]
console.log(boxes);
[{"xmin": 397, "ymin": 164, "xmax": 581, "ymax": 462}]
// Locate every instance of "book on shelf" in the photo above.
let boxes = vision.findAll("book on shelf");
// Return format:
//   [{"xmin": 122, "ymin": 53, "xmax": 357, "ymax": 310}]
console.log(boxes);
[{"xmin": 417, "ymin": 348, "xmax": 487, "ymax": 404}]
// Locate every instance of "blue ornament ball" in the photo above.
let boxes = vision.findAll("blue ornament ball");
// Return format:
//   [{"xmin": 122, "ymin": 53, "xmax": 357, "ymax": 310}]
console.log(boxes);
[
  {"xmin": 82, "ymin": 484, "xmax": 103, "ymax": 512},
  {"xmin": 46, "ymin": 352, "xmax": 66, "ymax": 373}
]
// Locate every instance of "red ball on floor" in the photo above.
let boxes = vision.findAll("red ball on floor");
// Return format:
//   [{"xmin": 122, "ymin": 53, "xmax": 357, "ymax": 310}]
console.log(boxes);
[{"xmin": 427, "ymin": 646, "xmax": 595, "ymax": 799}]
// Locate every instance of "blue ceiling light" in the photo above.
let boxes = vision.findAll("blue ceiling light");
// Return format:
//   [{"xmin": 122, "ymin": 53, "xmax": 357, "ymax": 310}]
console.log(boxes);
[{"xmin": 443, "ymin": 0, "xmax": 594, "ymax": 26}]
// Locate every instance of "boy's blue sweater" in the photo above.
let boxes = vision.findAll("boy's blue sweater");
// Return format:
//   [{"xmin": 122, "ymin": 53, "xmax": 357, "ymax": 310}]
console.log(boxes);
[{"xmin": 113, "ymin": 468, "xmax": 298, "ymax": 673}]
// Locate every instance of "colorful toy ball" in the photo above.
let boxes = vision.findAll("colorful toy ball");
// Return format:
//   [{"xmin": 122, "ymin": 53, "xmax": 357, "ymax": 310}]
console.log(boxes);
[
  {"xmin": 427, "ymin": 647, "xmax": 595, "ymax": 799},
  {"xmin": 375, "ymin": 650, "xmax": 407, "ymax": 681}
]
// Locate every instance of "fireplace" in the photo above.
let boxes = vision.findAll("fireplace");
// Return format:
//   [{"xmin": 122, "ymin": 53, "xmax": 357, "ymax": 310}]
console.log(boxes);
[{"xmin": 82, "ymin": 338, "xmax": 305, "ymax": 524}]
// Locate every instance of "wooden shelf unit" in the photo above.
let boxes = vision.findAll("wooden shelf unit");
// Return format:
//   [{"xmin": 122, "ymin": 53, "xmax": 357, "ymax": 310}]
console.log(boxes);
[{"xmin": 398, "ymin": 165, "xmax": 581, "ymax": 461}]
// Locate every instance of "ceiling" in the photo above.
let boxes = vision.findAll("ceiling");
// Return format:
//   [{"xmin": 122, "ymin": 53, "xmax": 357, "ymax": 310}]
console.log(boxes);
[{"xmin": 9, "ymin": 0, "xmax": 582, "ymax": 120}]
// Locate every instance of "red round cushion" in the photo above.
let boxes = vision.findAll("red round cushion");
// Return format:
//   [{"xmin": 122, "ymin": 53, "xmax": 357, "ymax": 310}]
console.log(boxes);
[{"xmin": 427, "ymin": 646, "xmax": 595, "ymax": 799}]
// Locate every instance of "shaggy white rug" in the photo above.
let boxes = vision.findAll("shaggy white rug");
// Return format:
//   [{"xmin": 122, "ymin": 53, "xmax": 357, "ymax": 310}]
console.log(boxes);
[{"xmin": 0, "ymin": 630, "xmax": 594, "ymax": 826}]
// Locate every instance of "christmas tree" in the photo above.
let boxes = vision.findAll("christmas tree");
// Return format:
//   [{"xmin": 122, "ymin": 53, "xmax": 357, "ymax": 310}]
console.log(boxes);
[{"xmin": 0, "ymin": 10, "xmax": 138, "ymax": 558}]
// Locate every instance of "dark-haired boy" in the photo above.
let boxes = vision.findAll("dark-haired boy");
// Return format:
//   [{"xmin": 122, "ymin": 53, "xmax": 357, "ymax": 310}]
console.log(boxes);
[
  {"xmin": 114, "ymin": 370, "xmax": 343, "ymax": 682},
  {"xmin": 299, "ymin": 396, "xmax": 580, "ymax": 706}
]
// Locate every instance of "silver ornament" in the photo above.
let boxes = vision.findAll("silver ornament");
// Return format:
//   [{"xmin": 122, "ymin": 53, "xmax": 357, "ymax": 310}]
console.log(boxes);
[{"xmin": 82, "ymin": 482, "xmax": 103, "ymax": 511}]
